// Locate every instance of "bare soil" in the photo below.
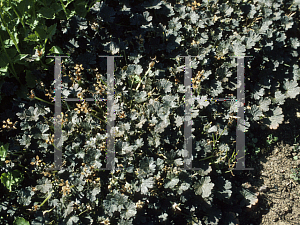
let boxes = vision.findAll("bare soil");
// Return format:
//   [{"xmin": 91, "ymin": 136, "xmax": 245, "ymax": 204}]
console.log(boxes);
[{"xmin": 235, "ymin": 97, "xmax": 300, "ymax": 224}]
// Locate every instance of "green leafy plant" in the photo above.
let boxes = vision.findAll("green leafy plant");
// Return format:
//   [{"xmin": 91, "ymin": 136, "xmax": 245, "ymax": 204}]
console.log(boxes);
[
  {"xmin": 290, "ymin": 167, "xmax": 300, "ymax": 182},
  {"xmin": 266, "ymin": 133, "xmax": 278, "ymax": 146},
  {"xmin": 1, "ymin": 0, "xmax": 300, "ymax": 224},
  {"xmin": 0, "ymin": 143, "xmax": 9, "ymax": 162},
  {"xmin": 0, "ymin": 169, "xmax": 24, "ymax": 192}
]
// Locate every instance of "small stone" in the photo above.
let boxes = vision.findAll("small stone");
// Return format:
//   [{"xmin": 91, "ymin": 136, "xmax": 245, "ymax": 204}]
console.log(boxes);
[{"xmin": 258, "ymin": 185, "xmax": 268, "ymax": 192}]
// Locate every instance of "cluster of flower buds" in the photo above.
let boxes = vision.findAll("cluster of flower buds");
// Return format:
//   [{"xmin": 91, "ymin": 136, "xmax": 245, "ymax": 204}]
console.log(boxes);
[{"xmin": 2, "ymin": 118, "xmax": 17, "ymax": 131}]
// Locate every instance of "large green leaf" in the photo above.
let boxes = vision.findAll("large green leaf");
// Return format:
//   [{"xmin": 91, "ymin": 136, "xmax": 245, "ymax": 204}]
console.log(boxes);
[
  {"xmin": 24, "ymin": 32, "xmax": 39, "ymax": 42},
  {"xmin": 46, "ymin": 24, "xmax": 57, "ymax": 42},
  {"xmin": 13, "ymin": 53, "xmax": 28, "ymax": 63},
  {"xmin": 13, "ymin": 217, "xmax": 30, "ymax": 225},
  {"xmin": 75, "ymin": 1, "xmax": 88, "ymax": 18},
  {"xmin": 49, "ymin": 45, "xmax": 63, "ymax": 55},
  {"xmin": 35, "ymin": 25, "xmax": 47, "ymax": 40},
  {"xmin": 25, "ymin": 70, "xmax": 36, "ymax": 88},
  {"xmin": 0, "ymin": 169, "xmax": 24, "ymax": 192},
  {"xmin": 14, "ymin": 0, "xmax": 30, "ymax": 16},
  {"xmin": 37, "ymin": 6, "xmax": 55, "ymax": 19},
  {"xmin": 0, "ymin": 143, "xmax": 9, "ymax": 161}
]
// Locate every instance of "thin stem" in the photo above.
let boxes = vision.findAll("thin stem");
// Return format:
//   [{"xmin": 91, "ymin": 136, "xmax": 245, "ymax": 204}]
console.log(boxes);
[
  {"xmin": 0, "ymin": 10, "xmax": 21, "ymax": 53},
  {"xmin": 0, "ymin": 34, "xmax": 21, "ymax": 84},
  {"xmin": 59, "ymin": 0, "xmax": 69, "ymax": 19},
  {"xmin": 90, "ymin": 109, "xmax": 107, "ymax": 123},
  {"xmin": 11, "ymin": 3, "xmax": 26, "ymax": 29},
  {"xmin": 78, "ymin": 208, "xmax": 90, "ymax": 216},
  {"xmin": 39, "ymin": 190, "xmax": 54, "ymax": 208},
  {"xmin": 136, "ymin": 66, "xmax": 151, "ymax": 90},
  {"xmin": 288, "ymin": 3, "xmax": 294, "ymax": 10},
  {"xmin": 34, "ymin": 96, "xmax": 55, "ymax": 106}
]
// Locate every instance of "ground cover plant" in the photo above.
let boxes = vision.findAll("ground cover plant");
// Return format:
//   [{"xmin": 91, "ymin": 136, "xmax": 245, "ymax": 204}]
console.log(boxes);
[{"xmin": 0, "ymin": 0, "xmax": 300, "ymax": 224}]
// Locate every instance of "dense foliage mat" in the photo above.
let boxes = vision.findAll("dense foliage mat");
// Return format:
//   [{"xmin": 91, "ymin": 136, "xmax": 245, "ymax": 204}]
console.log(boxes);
[{"xmin": 0, "ymin": 0, "xmax": 300, "ymax": 224}]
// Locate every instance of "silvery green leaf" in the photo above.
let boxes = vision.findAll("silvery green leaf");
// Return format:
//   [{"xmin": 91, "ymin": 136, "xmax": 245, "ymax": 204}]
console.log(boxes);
[
  {"xmin": 158, "ymin": 213, "xmax": 168, "ymax": 222},
  {"xmin": 69, "ymin": 83, "xmax": 82, "ymax": 96},
  {"xmin": 246, "ymin": 30, "xmax": 261, "ymax": 49},
  {"xmin": 239, "ymin": 187, "xmax": 258, "ymax": 209},
  {"xmin": 178, "ymin": 182, "xmax": 190, "ymax": 194},
  {"xmin": 158, "ymin": 106, "xmax": 170, "ymax": 118},
  {"xmin": 210, "ymin": 80, "xmax": 223, "ymax": 97},
  {"xmin": 208, "ymin": 125, "xmax": 217, "ymax": 133},
  {"xmin": 168, "ymin": 17, "xmax": 182, "ymax": 32},
  {"xmin": 127, "ymin": 64, "xmax": 142, "ymax": 75},
  {"xmin": 26, "ymin": 106, "xmax": 39, "ymax": 121},
  {"xmin": 121, "ymin": 142, "xmax": 134, "ymax": 155},
  {"xmin": 231, "ymin": 40, "xmax": 246, "ymax": 56},
  {"xmin": 251, "ymin": 86, "xmax": 264, "ymax": 100},
  {"xmin": 36, "ymin": 123, "xmax": 49, "ymax": 134},
  {"xmin": 20, "ymin": 121, "xmax": 31, "ymax": 131},
  {"xmin": 90, "ymin": 1, "xmax": 102, "ymax": 11},
  {"xmin": 196, "ymin": 95, "xmax": 210, "ymax": 109},
  {"xmin": 162, "ymin": 95, "xmax": 178, "ymax": 108},
  {"xmin": 130, "ymin": 110, "xmax": 138, "ymax": 121},
  {"xmin": 135, "ymin": 91, "xmax": 147, "ymax": 103},
  {"xmin": 283, "ymin": 79, "xmax": 300, "ymax": 98},
  {"xmin": 123, "ymin": 122, "xmax": 131, "ymax": 131},
  {"xmin": 249, "ymin": 105, "xmax": 263, "ymax": 121},
  {"xmin": 143, "ymin": 11, "xmax": 152, "ymax": 22},
  {"xmin": 124, "ymin": 202, "xmax": 137, "ymax": 219},
  {"xmin": 156, "ymin": 117, "xmax": 169, "ymax": 133},
  {"xmin": 67, "ymin": 216, "xmax": 79, "ymax": 225},
  {"xmin": 164, "ymin": 178, "xmax": 179, "ymax": 189},
  {"xmin": 191, "ymin": 108, "xmax": 199, "ymax": 119},
  {"xmin": 136, "ymin": 115, "xmax": 147, "ymax": 128},
  {"xmin": 259, "ymin": 20, "xmax": 272, "ymax": 34},
  {"xmin": 269, "ymin": 106, "xmax": 284, "ymax": 130},
  {"xmin": 17, "ymin": 187, "xmax": 34, "ymax": 206},
  {"xmin": 149, "ymin": 116, "xmax": 158, "ymax": 126},
  {"xmin": 272, "ymin": 90, "xmax": 286, "ymax": 105},
  {"xmin": 177, "ymin": 84, "xmax": 185, "ymax": 93},
  {"xmin": 224, "ymin": 5, "xmax": 233, "ymax": 16},
  {"xmin": 189, "ymin": 11, "xmax": 199, "ymax": 24},
  {"xmin": 63, "ymin": 201, "xmax": 74, "ymax": 218},
  {"xmin": 174, "ymin": 158, "xmax": 183, "ymax": 166},
  {"xmin": 140, "ymin": 157, "xmax": 156, "ymax": 174},
  {"xmin": 135, "ymin": 138, "xmax": 144, "ymax": 148},
  {"xmin": 134, "ymin": 64, "xmax": 143, "ymax": 75},
  {"xmin": 276, "ymin": 32, "xmax": 286, "ymax": 42},
  {"xmin": 281, "ymin": 16, "xmax": 294, "ymax": 31},
  {"xmin": 90, "ymin": 187, "xmax": 101, "ymax": 202},
  {"xmin": 36, "ymin": 178, "xmax": 52, "ymax": 193},
  {"xmin": 175, "ymin": 115, "xmax": 183, "ymax": 127},
  {"xmin": 19, "ymin": 133, "xmax": 31, "ymax": 148},
  {"xmin": 174, "ymin": 3, "xmax": 186, "ymax": 17},
  {"xmin": 290, "ymin": 37, "xmax": 300, "ymax": 49},
  {"xmin": 194, "ymin": 176, "xmax": 214, "ymax": 198},
  {"xmin": 198, "ymin": 32, "xmax": 208, "ymax": 44},
  {"xmin": 159, "ymin": 79, "xmax": 173, "ymax": 93},
  {"xmin": 141, "ymin": 177, "xmax": 154, "ymax": 195},
  {"xmin": 258, "ymin": 97, "xmax": 271, "ymax": 112},
  {"xmin": 62, "ymin": 88, "xmax": 71, "ymax": 98},
  {"xmin": 103, "ymin": 41, "xmax": 119, "ymax": 55},
  {"xmin": 293, "ymin": 65, "xmax": 300, "ymax": 81}
]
